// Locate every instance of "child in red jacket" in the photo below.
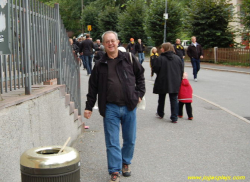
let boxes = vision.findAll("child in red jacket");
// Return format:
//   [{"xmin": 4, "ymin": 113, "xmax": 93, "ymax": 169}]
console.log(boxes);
[{"xmin": 178, "ymin": 72, "xmax": 193, "ymax": 120}]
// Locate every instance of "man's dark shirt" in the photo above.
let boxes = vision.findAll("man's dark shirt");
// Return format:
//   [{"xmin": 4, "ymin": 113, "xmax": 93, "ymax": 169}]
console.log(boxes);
[{"xmin": 106, "ymin": 57, "xmax": 125, "ymax": 106}]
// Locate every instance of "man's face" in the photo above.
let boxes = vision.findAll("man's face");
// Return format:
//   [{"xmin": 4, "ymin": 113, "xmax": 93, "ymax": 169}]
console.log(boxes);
[
  {"xmin": 192, "ymin": 37, "xmax": 196, "ymax": 43},
  {"xmin": 176, "ymin": 39, "xmax": 181, "ymax": 45},
  {"xmin": 103, "ymin": 33, "xmax": 119, "ymax": 54},
  {"xmin": 97, "ymin": 40, "xmax": 100, "ymax": 44},
  {"xmin": 138, "ymin": 39, "xmax": 141, "ymax": 43}
]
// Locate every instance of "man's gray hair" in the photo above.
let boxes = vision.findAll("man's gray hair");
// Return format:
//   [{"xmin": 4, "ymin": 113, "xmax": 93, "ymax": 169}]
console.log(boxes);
[{"xmin": 101, "ymin": 31, "xmax": 118, "ymax": 42}]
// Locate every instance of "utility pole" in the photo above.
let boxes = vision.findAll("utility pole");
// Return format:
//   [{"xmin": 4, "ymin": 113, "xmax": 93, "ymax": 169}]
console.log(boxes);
[
  {"xmin": 81, "ymin": 0, "xmax": 84, "ymax": 33},
  {"xmin": 163, "ymin": 0, "xmax": 168, "ymax": 43}
]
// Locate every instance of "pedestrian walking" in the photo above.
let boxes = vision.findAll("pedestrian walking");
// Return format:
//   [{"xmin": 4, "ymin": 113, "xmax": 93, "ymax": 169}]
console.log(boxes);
[
  {"xmin": 178, "ymin": 72, "xmax": 193, "ymax": 120},
  {"xmin": 153, "ymin": 42, "xmax": 183, "ymax": 123},
  {"xmin": 174, "ymin": 38, "xmax": 185, "ymax": 63},
  {"xmin": 135, "ymin": 39, "xmax": 145, "ymax": 64},
  {"xmin": 126, "ymin": 38, "xmax": 136, "ymax": 55},
  {"xmin": 94, "ymin": 39, "xmax": 102, "ymax": 52},
  {"xmin": 79, "ymin": 34, "xmax": 95, "ymax": 75},
  {"xmin": 93, "ymin": 45, "xmax": 105, "ymax": 63},
  {"xmin": 149, "ymin": 47, "xmax": 158, "ymax": 78},
  {"xmin": 84, "ymin": 31, "xmax": 145, "ymax": 182},
  {"xmin": 187, "ymin": 36, "xmax": 203, "ymax": 82}
]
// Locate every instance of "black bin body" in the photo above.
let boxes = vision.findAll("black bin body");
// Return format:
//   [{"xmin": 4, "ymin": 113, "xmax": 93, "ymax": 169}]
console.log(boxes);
[{"xmin": 20, "ymin": 146, "xmax": 80, "ymax": 182}]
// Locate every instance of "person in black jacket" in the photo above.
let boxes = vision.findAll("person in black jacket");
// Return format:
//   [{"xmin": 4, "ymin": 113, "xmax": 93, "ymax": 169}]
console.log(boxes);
[
  {"xmin": 126, "ymin": 38, "xmax": 136, "ymax": 55},
  {"xmin": 84, "ymin": 31, "xmax": 145, "ymax": 182},
  {"xmin": 135, "ymin": 39, "xmax": 145, "ymax": 64},
  {"xmin": 153, "ymin": 42, "xmax": 184, "ymax": 123},
  {"xmin": 79, "ymin": 34, "xmax": 95, "ymax": 75},
  {"xmin": 187, "ymin": 36, "xmax": 203, "ymax": 82},
  {"xmin": 173, "ymin": 39, "xmax": 185, "ymax": 63}
]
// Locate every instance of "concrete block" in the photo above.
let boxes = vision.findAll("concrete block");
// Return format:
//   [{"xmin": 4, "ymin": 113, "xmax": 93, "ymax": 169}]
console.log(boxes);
[
  {"xmin": 65, "ymin": 94, "xmax": 70, "ymax": 106},
  {"xmin": 69, "ymin": 102, "xmax": 75, "ymax": 114}
]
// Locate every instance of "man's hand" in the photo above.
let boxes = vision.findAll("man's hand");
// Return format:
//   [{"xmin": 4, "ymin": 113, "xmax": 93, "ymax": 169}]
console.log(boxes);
[
  {"xmin": 183, "ymin": 56, "xmax": 185, "ymax": 59},
  {"xmin": 84, "ymin": 110, "xmax": 92, "ymax": 119},
  {"xmin": 138, "ymin": 97, "xmax": 142, "ymax": 103},
  {"xmin": 200, "ymin": 55, "xmax": 203, "ymax": 59}
]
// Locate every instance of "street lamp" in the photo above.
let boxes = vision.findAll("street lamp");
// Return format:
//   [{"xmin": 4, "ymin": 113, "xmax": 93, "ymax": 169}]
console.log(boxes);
[{"xmin": 163, "ymin": 0, "xmax": 168, "ymax": 43}]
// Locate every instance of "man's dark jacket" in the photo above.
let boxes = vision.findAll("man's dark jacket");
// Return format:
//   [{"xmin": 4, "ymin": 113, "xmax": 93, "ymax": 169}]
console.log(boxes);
[
  {"xmin": 79, "ymin": 39, "xmax": 95, "ymax": 56},
  {"xmin": 187, "ymin": 43, "xmax": 203, "ymax": 59},
  {"xmin": 153, "ymin": 51, "xmax": 183, "ymax": 94},
  {"xmin": 126, "ymin": 43, "xmax": 136, "ymax": 55},
  {"xmin": 135, "ymin": 43, "xmax": 145, "ymax": 53},
  {"xmin": 173, "ymin": 44, "xmax": 185, "ymax": 60},
  {"xmin": 85, "ymin": 51, "xmax": 145, "ymax": 117}
]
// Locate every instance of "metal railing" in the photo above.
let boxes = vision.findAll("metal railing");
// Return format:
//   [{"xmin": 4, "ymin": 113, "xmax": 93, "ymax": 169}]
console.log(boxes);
[{"xmin": 0, "ymin": 0, "xmax": 81, "ymax": 114}]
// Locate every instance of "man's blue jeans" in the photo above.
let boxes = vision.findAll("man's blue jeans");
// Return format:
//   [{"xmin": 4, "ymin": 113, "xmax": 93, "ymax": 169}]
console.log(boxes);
[
  {"xmin": 103, "ymin": 103, "xmax": 137, "ymax": 174},
  {"xmin": 80, "ymin": 55, "xmax": 86, "ymax": 69},
  {"xmin": 191, "ymin": 58, "xmax": 200, "ymax": 79},
  {"xmin": 83, "ymin": 55, "xmax": 92, "ymax": 75},
  {"xmin": 138, "ymin": 53, "xmax": 145, "ymax": 64}
]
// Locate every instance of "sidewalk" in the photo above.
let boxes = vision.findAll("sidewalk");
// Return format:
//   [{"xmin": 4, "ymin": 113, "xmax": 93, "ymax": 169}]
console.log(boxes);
[
  {"xmin": 73, "ymin": 59, "xmax": 250, "ymax": 182},
  {"xmin": 184, "ymin": 61, "xmax": 250, "ymax": 74}
]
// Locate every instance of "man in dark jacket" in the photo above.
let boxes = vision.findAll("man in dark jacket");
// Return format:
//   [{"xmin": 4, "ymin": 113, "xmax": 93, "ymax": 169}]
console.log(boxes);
[
  {"xmin": 84, "ymin": 31, "xmax": 145, "ymax": 182},
  {"xmin": 79, "ymin": 34, "xmax": 95, "ymax": 75},
  {"xmin": 153, "ymin": 42, "xmax": 183, "ymax": 123},
  {"xmin": 173, "ymin": 39, "xmax": 185, "ymax": 63},
  {"xmin": 187, "ymin": 36, "xmax": 203, "ymax": 82},
  {"xmin": 126, "ymin": 38, "xmax": 136, "ymax": 55},
  {"xmin": 135, "ymin": 39, "xmax": 145, "ymax": 64}
]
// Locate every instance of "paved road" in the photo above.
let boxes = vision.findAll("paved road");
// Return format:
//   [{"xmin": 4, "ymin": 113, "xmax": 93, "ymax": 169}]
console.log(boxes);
[{"xmin": 74, "ymin": 58, "xmax": 250, "ymax": 182}]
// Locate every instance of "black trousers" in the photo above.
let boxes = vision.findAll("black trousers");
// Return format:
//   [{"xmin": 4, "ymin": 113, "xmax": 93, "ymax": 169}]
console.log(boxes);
[
  {"xmin": 157, "ymin": 93, "xmax": 178, "ymax": 121},
  {"xmin": 178, "ymin": 102, "xmax": 193, "ymax": 118}
]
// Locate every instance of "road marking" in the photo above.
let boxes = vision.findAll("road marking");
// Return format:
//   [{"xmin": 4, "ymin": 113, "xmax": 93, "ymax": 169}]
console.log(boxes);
[
  {"xmin": 193, "ymin": 94, "xmax": 250, "ymax": 124},
  {"xmin": 145, "ymin": 79, "xmax": 250, "ymax": 124}
]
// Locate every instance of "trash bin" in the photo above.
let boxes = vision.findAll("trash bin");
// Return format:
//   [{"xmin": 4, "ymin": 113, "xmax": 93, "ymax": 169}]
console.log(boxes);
[{"xmin": 20, "ymin": 146, "xmax": 80, "ymax": 182}]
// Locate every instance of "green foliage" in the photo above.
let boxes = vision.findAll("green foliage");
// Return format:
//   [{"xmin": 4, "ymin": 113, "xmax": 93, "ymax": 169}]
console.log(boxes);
[
  {"xmin": 145, "ymin": 0, "xmax": 183, "ymax": 46},
  {"xmin": 240, "ymin": 0, "xmax": 250, "ymax": 42},
  {"xmin": 41, "ymin": 0, "xmax": 82, "ymax": 33},
  {"xmin": 117, "ymin": 0, "xmax": 148, "ymax": 43},
  {"xmin": 185, "ymin": 0, "xmax": 235, "ymax": 49},
  {"xmin": 98, "ymin": 6, "xmax": 120, "ymax": 37}
]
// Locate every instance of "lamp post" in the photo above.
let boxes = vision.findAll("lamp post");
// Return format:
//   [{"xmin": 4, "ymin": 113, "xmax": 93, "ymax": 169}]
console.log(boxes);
[{"xmin": 163, "ymin": 0, "xmax": 168, "ymax": 43}]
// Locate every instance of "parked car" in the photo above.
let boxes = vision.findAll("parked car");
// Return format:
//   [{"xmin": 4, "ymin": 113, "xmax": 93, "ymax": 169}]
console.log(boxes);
[
  {"xmin": 181, "ymin": 40, "xmax": 191, "ymax": 49},
  {"xmin": 77, "ymin": 33, "xmax": 88, "ymax": 40}
]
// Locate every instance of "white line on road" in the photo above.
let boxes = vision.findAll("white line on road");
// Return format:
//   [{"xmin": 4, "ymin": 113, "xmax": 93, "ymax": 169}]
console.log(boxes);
[{"xmin": 146, "ymin": 79, "xmax": 250, "ymax": 124}]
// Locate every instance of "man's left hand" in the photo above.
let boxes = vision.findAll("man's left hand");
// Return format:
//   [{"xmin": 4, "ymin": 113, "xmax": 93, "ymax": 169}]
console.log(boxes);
[
  {"xmin": 200, "ymin": 55, "xmax": 203, "ymax": 59},
  {"xmin": 138, "ymin": 97, "xmax": 142, "ymax": 103}
]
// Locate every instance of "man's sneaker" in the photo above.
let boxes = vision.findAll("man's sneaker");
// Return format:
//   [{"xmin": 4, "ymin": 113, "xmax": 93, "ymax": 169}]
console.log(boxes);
[
  {"xmin": 122, "ymin": 164, "xmax": 131, "ymax": 177},
  {"xmin": 172, "ymin": 121, "xmax": 177, "ymax": 123},
  {"xmin": 188, "ymin": 117, "xmax": 193, "ymax": 120},
  {"xmin": 110, "ymin": 172, "xmax": 120, "ymax": 182},
  {"xmin": 194, "ymin": 78, "xmax": 198, "ymax": 82},
  {"xmin": 178, "ymin": 115, "xmax": 183, "ymax": 118},
  {"xmin": 155, "ymin": 113, "xmax": 163, "ymax": 119}
]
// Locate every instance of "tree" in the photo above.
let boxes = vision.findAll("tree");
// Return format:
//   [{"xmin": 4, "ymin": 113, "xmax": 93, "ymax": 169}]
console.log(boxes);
[
  {"xmin": 41, "ymin": 0, "xmax": 82, "ymax": 33},
  {"xmin": 145, "ymin": 0, "xmax": 183, "ymax": 46},
  {"xmin": 240, "ymin": 0, "xmax": 250, "ymax": 45},
  {"xmin": 185, "ymin": 0, "xmax": 235, "ymax": 49},
  {"xmin": 117, "ymin": 0, "xmax": 147, "ymax": 43},
  {"xmin": 98, "ymin": 6, "xmax": 120, "ymax": 35}
]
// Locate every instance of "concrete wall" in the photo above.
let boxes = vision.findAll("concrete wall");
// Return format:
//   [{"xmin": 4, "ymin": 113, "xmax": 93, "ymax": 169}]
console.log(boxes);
[{"xmin": 0, "ymin": 85, "xmax": 83, "ymax": 182}]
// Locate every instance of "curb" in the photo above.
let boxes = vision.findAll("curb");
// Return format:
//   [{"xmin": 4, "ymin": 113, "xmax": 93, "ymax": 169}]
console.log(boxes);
[{"xmin": 185, "ymin": 65, "xmax": 250, "ymax": 75}]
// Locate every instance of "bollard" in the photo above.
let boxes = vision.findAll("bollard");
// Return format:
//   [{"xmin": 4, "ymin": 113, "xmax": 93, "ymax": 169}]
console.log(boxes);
[{"xmin": 20, "ymin": 146, "xmax": 80, "ymax": 182}]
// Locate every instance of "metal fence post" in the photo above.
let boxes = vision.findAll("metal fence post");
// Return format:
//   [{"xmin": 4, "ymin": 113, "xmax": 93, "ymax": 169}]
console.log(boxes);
[
  {"xmin": 24, "ymin": 0, "xmax": 32, "ymax": 94},
  {"xmin": 55, "ymin": 3, "xmax": 62, "ymax": 85},
  {"xmin": 214, "ymin": 47, "xmax": 218, "ymax": 64}
]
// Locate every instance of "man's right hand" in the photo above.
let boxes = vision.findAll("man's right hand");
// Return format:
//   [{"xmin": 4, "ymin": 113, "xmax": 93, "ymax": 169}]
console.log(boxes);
[{"xmin": 84, "ymin": 110, "xmax": 92, "ymax": 119}]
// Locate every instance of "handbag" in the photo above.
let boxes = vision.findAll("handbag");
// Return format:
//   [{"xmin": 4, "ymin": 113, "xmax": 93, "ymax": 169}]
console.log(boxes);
[{"xmin": 129, "ymin": 53, "xmax": 146, "ymax": 110}]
